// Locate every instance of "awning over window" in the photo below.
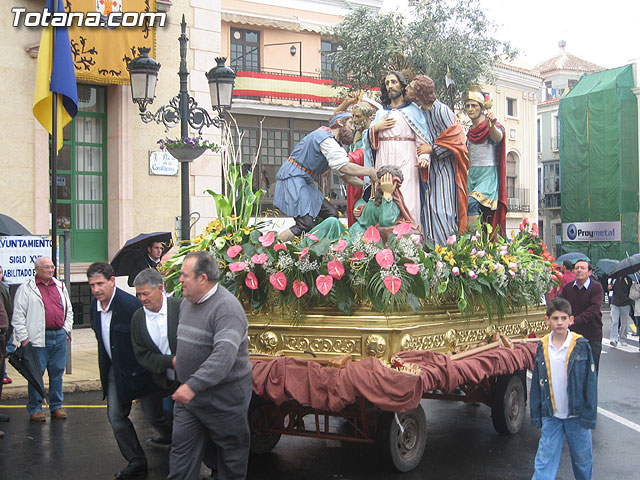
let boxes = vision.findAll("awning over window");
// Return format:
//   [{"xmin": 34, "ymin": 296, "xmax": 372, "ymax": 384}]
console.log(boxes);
[{"xmin": 221, "ymin": 11, "xmax": 328, "ymax": 33}]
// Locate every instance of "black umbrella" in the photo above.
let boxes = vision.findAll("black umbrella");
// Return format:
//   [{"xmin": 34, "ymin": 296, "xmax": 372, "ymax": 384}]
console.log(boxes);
[
  {"xmin": 556, "ymin": 252, "xmax": 589, "ymax": 264},
  {"xmin": 8, "ymin": 343, "xmax": 46, "ymax": 400},
  {"xmin": 110, "ymin": 232, "xmax": 172, "ymax": 277},
  {"xmin": 595, "ymin": 258, "xmax": 619, "ymax": 275},
  {"xmin": 610, "ymin": 256, "xmax": 640, "ymax": 278},
  {"xmin": 0, "ymin": 213, "xmax": 31, "ymax": 236}
]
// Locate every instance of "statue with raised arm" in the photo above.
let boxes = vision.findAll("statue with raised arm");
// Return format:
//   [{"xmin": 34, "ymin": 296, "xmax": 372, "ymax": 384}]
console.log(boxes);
[
  {"xmin": 464, "ymin": 86, "xmax": 506, "ymax": 235},
  {"xmin": 305, "ymin": 165, "xmax": 419, "ymax": 245}
]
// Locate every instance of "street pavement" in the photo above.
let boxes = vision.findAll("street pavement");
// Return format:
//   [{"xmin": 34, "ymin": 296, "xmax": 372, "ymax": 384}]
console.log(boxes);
[{"xmin": 0, "ymin": 309, "xmax": 638, "ymax": 479}]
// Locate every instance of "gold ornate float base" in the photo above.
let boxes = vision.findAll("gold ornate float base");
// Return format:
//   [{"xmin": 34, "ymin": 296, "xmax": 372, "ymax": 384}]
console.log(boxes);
[{"xmin": 248, "ymin": 306, "xmax": 549, "ymax": 362}]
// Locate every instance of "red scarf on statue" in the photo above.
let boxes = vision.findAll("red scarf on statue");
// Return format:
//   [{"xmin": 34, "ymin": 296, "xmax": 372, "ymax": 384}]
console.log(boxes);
[{"xmin": 467, "ymin": 119, "xmax": 507, "ymax": 237}]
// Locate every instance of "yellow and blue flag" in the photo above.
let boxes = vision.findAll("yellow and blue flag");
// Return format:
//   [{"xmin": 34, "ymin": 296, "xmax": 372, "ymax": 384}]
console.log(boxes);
[{"xmin": 33, "ymin": 0, "xmax": 79, "ymax": 152}]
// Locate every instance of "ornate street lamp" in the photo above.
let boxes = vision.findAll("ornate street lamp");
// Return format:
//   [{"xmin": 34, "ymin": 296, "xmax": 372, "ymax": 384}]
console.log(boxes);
[{"xmin": 127, "ymin": 15, "xmax": 236, "ymax": 242}]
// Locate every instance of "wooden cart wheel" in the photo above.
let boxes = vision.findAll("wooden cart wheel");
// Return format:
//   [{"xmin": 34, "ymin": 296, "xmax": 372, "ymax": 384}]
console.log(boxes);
[
  {"xmin": 376, "ymin": 406, "xmax": 427, "ymax": 472},
  {"xmin": 249, "ymin": 405, "xmax": 282, "ymax": 454},
  {"xmin": 491, "ymin": 373, "xmax": 526, "ymax": 435}
]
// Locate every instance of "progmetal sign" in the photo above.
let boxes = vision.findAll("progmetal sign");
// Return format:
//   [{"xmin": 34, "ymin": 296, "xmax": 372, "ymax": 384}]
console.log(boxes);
[
  {"xmin": 11, "ymin": 4, "xmax": 167, "ymax": 28},
  {"xmin": 562, "ymin": 221, "xmax": 622, "ymax": 242}
]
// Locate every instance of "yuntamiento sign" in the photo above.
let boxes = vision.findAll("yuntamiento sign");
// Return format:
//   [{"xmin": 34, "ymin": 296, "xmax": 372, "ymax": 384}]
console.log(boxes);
[{"xmin": 0, "ymin": 236, "xmax": 58, "ymax": 284}]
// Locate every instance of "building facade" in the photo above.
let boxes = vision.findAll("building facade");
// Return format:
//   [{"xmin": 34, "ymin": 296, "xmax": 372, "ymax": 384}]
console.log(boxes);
[
  {"xmin": 470, "ymin": 62, "xmax": 542, "ymax": 237},
  {"xmin": 1, "ymin": 0, "xmax": 541, "ymax": 324},
  {"xmin": 535, "ymin": 41, "xmax": 603, "ymax": 256}
]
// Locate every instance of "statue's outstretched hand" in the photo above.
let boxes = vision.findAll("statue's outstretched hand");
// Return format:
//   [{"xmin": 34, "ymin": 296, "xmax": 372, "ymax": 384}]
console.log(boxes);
[
  {"xmin": 380, "ymin": 173, "xmax": 394, "ymax": 200},
  {"xmin": 353, "ymin": 204, "xmax": 365, "ymax": 219}
]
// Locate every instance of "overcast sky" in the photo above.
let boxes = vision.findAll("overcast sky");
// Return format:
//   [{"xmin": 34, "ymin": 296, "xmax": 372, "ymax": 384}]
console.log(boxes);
[{"xmin": 382, "ymin": 0, "xmax": 640, "ymax": 69}]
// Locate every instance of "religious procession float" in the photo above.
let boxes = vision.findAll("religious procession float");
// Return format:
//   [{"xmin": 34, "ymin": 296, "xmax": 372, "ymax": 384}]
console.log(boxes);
[{"xmin": 162, "ymin": 152, "xmax": 560, "ymax": 472}]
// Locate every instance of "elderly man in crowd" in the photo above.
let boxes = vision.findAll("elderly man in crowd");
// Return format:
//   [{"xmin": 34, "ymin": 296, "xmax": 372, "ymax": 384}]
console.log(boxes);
[
  {"xmin": 131, "ymin": 268, "xmax": 181, "ymax": 399},
  {"xmin": 12, "ymin": 256, "xmax": 73, "ymax": 421},
  {"xmin": 168, "ymin": 251, "xmax": 251, "ymax": 480}
]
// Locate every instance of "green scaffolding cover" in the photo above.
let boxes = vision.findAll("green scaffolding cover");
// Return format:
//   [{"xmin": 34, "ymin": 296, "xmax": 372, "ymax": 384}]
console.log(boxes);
[{"xmin": 559, "ymin": 64, "xmax": 639, "ymax": 263}]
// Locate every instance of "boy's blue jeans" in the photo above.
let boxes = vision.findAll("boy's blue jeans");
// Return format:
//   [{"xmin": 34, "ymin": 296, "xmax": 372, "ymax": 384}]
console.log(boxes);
[{"xmin": 532, "ymin": 416, "xmax": 593, "ymax": 480}]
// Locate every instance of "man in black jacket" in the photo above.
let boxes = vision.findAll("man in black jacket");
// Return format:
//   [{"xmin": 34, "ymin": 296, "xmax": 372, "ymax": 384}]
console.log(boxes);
[{"xmin": 87, "ymin": 262, "xmax": 172, "ymax": 479}]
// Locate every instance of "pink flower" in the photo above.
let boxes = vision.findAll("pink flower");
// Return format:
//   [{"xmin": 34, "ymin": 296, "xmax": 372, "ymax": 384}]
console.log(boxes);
[
  {"xmin": 296, "ymin": 247, "xmax": 309, "ymax": 259},
  {"xmin": 363, "ymin": 225, "xmax": 381, "ymax": 243},
  {"xmin": 384, "ymin": 275, "xmax": 402, "ymax": 294},
  {"xmin": 269, "ymin": 272, "xmax": 287, "ymax": 291},
  {"xmin": 244, "ymin": 272, "xmax": 258, "ymax": 290},
  {"xmin": 305, "ymin": 233, "xmax": 319, "ymax": 242},
  {"xmin": 251, "ymin": 253, "xmax": 267, "ymax": 265},
  {"xmin": 410, "ymin": 234, "xmax": 421, "ymax": 245},
  {"xmin": 404, "ymin": 263, "xmax": 420, "ymax": 275},
  {"xmin": 392, "ymin": 222, "xmax": 412, "ymax": 237},
  {"xmin": 471, "ymin": 248, "xmax": 477, "ymax": 255},
  {"xmin": 452, "ymin": 266, "xmax": 460, "ymax": 276},
  {"xmin": 327, "ymin": 260, "xmax": 345, "ymax": 280},
  {"xmin": 468, "ymin": 270, "xmax": 477, "ymax": 279},
  {"xmin": 349, "ymin": 251, "xmax": 365, "ymax": 261},
  {"xmin": 259, "ymin": 231, "xmax": 275, "ymax": 248},
  {"xmin": 274, "ymin": 243, "xmax": 288, "ymax": 252},
  {"xmin": 446, "ymin": 235, "xmax": 456, "ymax": 246},
  {"xmin": 332, "ymin": 239, "xmax": 347, "ymax": 252},
  {"xmin": 509, "ymin": 262, "xmax": 518, "ymax": 270},
  {"xmin": 509, "ymin": 270, "xmax": 516, "ymax": 278},
  {"xmin": 436, "ymin": 261, "xmax": 443, "ymax": 270},
  {"xmin": 316, "ymin": 275, "xmax": 333, "ymax": 296},
  {"xmin": 477, "ymin": 250, "xmax": 486, "ymax": 258},
  {"xmin": 226, "ymin": 245, "xmax": 242, "ymax": 258},
  {"xmin": 292, "ymin": 280, "xmax": 308, "ymax": 298},
  {"xmin": 375, "ymin": 249, "xmax": 394, "ymax": 269},
  {"xmin": 471, "ymin": 235, "xmax": 478, "ymax": 242},
  {"xmin": 228, "ymin": 262, "xmax": 246, "ymax": 272}
]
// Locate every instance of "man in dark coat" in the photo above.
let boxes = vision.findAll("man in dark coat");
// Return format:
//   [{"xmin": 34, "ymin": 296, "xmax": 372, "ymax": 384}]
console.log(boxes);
[
  {"xmin": 559, "ymin": 259, "xmax": 604, "ymax": 373},
  {"xmin": 127, "ymin": 240, "xmax": 164, "ymax": 287},
  {"xmin": 87, "ymin": 262, "xmax": 172, "ymax": 479},
  {"xmin": 131, "ymin": 268, "xmax": 180, "ymax": 395}
]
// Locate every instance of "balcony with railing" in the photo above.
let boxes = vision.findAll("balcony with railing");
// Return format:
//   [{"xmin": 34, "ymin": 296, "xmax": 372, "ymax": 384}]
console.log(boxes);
[
  {"xmin": 551, "ymin": 136, "xmax": 559, "ymax": 151},
  {"xmin": 507, "ymin": 187, "xmax": 531, "ymax": 213},
  {"xmin": 541, "ymin": 192, "xmax": 561, "ymax": 209}
]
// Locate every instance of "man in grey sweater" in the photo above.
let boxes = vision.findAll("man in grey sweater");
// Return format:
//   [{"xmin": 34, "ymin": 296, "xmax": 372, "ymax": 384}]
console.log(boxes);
[{"xmin": 168, "ymin": 251, "xmax": 252, "ymax": 480}]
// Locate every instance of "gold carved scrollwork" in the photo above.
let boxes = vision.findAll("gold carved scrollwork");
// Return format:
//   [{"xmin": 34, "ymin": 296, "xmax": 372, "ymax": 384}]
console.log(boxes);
[
  {"xmin": 485, "ymin": 324, "xmax": 497, "ymax": 341},
  {"xmin": 365, "ymin": 334, "xmax": 387, "ymax": 358},
  {"xmin": 400, "ymin": 334, "xmax": 414, "ymax": 351},
  {"xmin": 444, "ymin": 329, "xmax": 458, "ymax": 352},
  {"xmin": 519, "ymin": 319, "xmax": 531, "ymax": 335},
  {"xmin": 258, "ymin": 331, "xmax": 279, "ymax": 353},
  {"xmin": 281, "ymin": 335, "xmax": 361, "ymax": 355}
]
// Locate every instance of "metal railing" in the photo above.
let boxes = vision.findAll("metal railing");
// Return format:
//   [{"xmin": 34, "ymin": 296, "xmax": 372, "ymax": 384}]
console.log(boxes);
[
  {"xmin": 541, "ymin": 192, "xmax": 561, "ymax": 209},
  {"xmin": 507, "ymin": 187, "xmax": 531, "ymax": 213}
]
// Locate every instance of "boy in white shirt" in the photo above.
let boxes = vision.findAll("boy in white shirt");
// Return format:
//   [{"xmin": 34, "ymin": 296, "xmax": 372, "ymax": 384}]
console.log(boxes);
[{"xmin": 530, "ymin": 297, "xmax": 597, "ymax": 480}]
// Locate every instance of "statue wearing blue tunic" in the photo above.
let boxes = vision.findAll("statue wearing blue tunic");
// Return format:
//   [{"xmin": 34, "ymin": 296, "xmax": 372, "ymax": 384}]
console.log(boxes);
[{"xmin": 273, "ymin": 114, "xmax": 378, "ymax": 242}]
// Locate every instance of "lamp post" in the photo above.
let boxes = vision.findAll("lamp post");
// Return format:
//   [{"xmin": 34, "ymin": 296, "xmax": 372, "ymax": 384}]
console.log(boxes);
[{"xmin": 127, "ymin": 15, "xmax": 236, "ymax": 243}]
